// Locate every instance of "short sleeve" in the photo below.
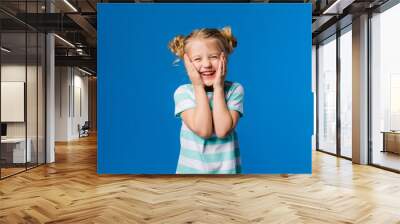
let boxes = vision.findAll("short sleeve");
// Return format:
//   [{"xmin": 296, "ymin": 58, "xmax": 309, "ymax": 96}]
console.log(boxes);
[
  {"xmin": 227, "ymin": 83, "xmax": 244, "ymax": 117},
  {"xmin": 174, "ymin": 85, "xmax": 196, "ymax": 118}
]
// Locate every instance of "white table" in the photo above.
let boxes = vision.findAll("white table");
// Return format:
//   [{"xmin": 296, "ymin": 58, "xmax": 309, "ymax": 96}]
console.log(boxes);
[{"xmin": 1, "ymin": 138, "xmax": 32, "ymax": 163}]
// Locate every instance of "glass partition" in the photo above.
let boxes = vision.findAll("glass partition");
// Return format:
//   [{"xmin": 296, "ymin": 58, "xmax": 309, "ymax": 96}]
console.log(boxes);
[
  {"xmin": 1, "ymin": 31, "xmax": 28, "ymax": 177},
  {"xmin": 0, "ymin": 1, "xmax": 46, "ymax": 179}
]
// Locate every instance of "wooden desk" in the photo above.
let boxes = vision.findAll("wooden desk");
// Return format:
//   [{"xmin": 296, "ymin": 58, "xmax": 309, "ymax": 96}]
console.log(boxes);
[{"xmin": 381, "ymin": 131, "xmax": 400, "ymax": 154}]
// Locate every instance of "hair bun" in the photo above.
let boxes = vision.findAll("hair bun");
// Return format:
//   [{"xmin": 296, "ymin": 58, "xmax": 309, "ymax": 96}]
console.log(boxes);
[
  {"xmin": 168, "ymin": 35, "xmax": 185, "ymax": 58},
  {"xmin": 220, "ymin": 26, "xmax": 237, "ymax": 54}
]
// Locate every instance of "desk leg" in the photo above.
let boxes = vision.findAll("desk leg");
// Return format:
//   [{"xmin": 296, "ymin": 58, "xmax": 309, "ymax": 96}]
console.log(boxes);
[{"xmin": 382, "ymin": 133, "xmax": 386, "ymax": 153}]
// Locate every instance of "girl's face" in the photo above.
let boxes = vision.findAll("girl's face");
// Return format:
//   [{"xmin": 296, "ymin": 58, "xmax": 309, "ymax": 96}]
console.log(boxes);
[{"xmin": 186, "ymin": 38, "xmax": 224, "ymax": 87}]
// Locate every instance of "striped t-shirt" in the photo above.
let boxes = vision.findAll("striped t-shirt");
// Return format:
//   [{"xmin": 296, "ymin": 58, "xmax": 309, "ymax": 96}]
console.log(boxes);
[{"xmin": 174, "ymin": 81, "xmax": 244, "ymax": 174}]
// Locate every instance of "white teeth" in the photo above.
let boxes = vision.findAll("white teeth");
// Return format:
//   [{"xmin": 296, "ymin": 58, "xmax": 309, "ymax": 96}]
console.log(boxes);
[{"xmin": 201, "ymin": 71, "xmax": 214, "ymax": 76}]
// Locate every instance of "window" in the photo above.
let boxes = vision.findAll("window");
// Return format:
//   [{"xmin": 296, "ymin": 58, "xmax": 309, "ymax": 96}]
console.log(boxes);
[
  {"xmin": 339, "ymin": 27, "xmax": 352, "ymax": 158},
  {"xmin": 318, "ymin": 35, "xmax": 337, "ymax": 154},
  {"xmin": 371, "ymin": 2, "xmax": 400, "ymax": 171}
]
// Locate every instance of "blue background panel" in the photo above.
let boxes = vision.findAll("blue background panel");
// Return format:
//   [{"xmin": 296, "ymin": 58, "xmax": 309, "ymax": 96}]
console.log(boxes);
[{"xmin": 98, "ymin": 3, "xmax": 312, "ymax": 174}]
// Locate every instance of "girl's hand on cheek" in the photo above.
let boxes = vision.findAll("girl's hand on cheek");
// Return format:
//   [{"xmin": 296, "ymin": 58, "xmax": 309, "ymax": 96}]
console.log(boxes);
[
  {"xmin": 213, "ymin": 52, "xmax": 226, "ymax": 89},
  {"xmin": 184, "ymin": 54, "xmax": 203, "ymax": 87}
]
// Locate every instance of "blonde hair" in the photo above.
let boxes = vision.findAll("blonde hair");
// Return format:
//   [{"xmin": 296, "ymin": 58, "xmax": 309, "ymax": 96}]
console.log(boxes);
[{"xmin": 168, "ymin": 26, "xmax": 237, "ymax": 59}]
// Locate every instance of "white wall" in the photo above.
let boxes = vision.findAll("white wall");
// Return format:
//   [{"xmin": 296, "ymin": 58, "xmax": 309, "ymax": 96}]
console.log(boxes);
[
  {"xmin": 1, "ymin": 65, "xmax": 40, "ymax": 137},
  {"xmin": 55, "ymin": 66, "xmax": 89, "ymax": 141},
  {"xmin": 55, "ymin": 66, "xmax": 69, "ymax": 141},
  {"xmin": 72, "ymin": 73, "xmax": 89, "ymax": 138},
  {"xmin": 1, "ymin": 66, "xmax": 26, "ymax": 134}
]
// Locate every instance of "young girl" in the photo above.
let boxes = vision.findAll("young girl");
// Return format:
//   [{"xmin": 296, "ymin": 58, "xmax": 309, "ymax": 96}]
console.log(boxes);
[{"xmin": 169, "ymin": 26, "xmax": 244, "ymax": 174}]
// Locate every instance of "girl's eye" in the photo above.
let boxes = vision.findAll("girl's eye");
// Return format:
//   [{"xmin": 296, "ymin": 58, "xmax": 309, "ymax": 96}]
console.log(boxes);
[
  {"xmin": 209, "ymin": 56, "xmax": 218, "ymax": 59},
  {"xmin": 193, "ymin": 58, "xmax": 201, "ymax": 62}
]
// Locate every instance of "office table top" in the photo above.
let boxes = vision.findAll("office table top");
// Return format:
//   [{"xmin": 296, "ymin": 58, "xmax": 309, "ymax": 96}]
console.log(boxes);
[
  {"xmin": 1, "ymin": 138, "xmax": 30, "ymax": 143},
  {"xmin": 381, "ymin": 131, "xmax": 400, "ymax": 134}
]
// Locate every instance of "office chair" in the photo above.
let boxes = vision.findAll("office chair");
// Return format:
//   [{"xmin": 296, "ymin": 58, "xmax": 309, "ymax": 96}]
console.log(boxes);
[{"xmin": 79, "ymin": 121, "xmax": 90, "ymax": 138}]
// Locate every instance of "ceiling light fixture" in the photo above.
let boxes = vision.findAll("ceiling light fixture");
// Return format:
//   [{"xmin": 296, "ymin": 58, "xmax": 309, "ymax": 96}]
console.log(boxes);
[
  {"xmin": 322, "ymin": 0, "xmax": 354, "ymax": 15},
  {"xmin": 1, "ymin": 47, "xmax": 11, "ymax": 53},
  {"xmin": 63, "ymin": 0, "xmax": 78, "ymax": 12},
  {"xmin": 78, "ymin": 67, "xmax": 93, "ymax": 76},
  {"xmin": 54, "ymin": 34, "xmax": 75, "ymax": 48}
]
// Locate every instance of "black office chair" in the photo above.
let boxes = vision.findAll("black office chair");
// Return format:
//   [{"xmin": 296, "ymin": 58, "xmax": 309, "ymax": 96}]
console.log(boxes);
[{"xmin": 78, "ymin": 121, "xmax": 90, "ymax": 138}]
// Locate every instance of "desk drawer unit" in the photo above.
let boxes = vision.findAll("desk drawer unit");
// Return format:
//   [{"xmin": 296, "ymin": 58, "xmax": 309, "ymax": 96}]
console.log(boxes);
[
  {"xmin": 383, "ymin": 132, "xmax": 400, "ymax": 154},
  {"xmin": 0, "ymin": 139, "xmax": 32, "ymax": 164}
]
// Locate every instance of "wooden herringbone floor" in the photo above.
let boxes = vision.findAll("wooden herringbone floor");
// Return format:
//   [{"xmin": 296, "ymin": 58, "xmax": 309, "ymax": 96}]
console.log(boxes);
[{"xmin": 1, "ymin": 134, "xmax": 400, "ymax": 224}]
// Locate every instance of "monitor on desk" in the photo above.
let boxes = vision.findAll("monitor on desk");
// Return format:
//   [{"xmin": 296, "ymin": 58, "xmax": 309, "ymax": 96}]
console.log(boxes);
[{"xmin": 1, "ymin": 123, "xmax": 7, "ymax": 138}]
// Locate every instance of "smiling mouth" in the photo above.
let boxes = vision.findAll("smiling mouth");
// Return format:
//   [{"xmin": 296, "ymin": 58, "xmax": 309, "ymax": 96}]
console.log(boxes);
[{"xmin": 200, "ymin": 71, "xmax": 215, "ymax": 77}]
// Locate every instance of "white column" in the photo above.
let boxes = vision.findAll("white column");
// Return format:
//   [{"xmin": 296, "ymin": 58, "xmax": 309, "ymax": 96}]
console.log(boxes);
[
  {"xmin": 46, "ymin": 33, "xmax": 55, "ymax": 163},
  {"xmin": 352, "ymin": 14, "xmax": 369, "ymax": 164},
  {"xmin": 46, "ymin": 1, "xmax": 55, "ymax": 163}
]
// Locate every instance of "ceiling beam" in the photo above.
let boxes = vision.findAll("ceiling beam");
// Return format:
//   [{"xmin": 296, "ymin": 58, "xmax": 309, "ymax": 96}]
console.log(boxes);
[
  {"xmin": 67, "ymin": 13, "xmax": 97, "ymax": 46},
  {"xmin": 55, "ymin": 55, "xmax": 96, "ymax": 71}
]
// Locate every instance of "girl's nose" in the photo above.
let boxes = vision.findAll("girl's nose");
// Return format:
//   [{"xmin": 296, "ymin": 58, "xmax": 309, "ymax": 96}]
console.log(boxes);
[{"xmin": 202, "ymin": 59, "xmax": 212, "ymax": 68}]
